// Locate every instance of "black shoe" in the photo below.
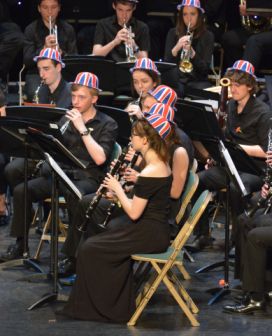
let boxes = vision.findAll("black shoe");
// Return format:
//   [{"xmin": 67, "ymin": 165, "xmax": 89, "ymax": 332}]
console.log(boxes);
[
  {"xmin": 58, "ymin": 257, "xmax": 76, "ymax": 278},
  {"xmin": 185, "ymin": 235, "xmax": 214, "ymax": 252},
  {"xmin": 232, "ymin": 292, "xmax": 251, "ymax": 304},
  {"xmin": 223, "ymin": 298, "xmax": 265, "ymax": 314},
  {"xmin": 0, "ymin": 242, "xmax": 25, "ymax": 262}
]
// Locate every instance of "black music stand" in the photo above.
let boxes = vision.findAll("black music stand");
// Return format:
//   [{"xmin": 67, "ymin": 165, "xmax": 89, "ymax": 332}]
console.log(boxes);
[
  {"xmin": 24, "ymin": 129, "xmax": 84, "ymax": 310},
  {"xmin": 6, "ymin": 105, "xmax": 66, "ymax": 122},
  {"xmin": 96, "ymin": 104, "xmax": 131, "ymax": 147},
  {"xmin": 0, "ymin": 117, "xmax": 63, "ymax": 273}
]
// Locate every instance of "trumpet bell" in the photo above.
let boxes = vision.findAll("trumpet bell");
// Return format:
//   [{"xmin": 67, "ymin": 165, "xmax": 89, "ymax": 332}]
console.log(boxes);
[{"xmin": 179, "ymin": 60, "xmax": 193, "ymax": 73}]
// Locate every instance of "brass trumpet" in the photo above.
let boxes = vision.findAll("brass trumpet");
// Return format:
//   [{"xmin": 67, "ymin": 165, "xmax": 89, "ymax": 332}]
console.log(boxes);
[
  {"xmin": 179, "ymin": 21, "xmax": 194, "ymax": 73},
  {"xmin": 123, "ymin": 20, "xmax": 137, "ymax": 63},
  {"xmin": 49, "ymin": 16, "xmax": 59, "ymax": 51}
]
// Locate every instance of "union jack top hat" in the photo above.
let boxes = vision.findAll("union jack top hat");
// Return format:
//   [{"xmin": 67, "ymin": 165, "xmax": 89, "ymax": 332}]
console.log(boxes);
[
  {"xmin": 33, "ymin": 48, "xmax": 65, "ymax": 68},
  {"xmin": 146, "ymin": 103, "xmax": 175, "ymax": 123},
  {"xmin": 177, "ymin": 0, "xmax": 205, "ymax": 13},
  {"xmin": 130, "ymin": 58, "xmax": 160, "ymax": 75},
  {"xmin": 148, "ymin": 85, "xmax": 177, "ymax": 109},
  {"xmin": 73, "ymin": 72, "xmax": 102, "ymax": 91},
  {"xmin": 227, "ymin": 60, "xmax": 256, "ymax": 79},
  {"xmin": 146, "ymin": 114, "xmax": 172, "ymax": 140}
]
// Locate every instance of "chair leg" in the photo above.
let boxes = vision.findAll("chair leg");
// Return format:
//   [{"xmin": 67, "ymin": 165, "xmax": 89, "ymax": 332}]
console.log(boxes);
[
  {"xmin": 175, "ymin": 263, "xmax": 191, "ymax": 280},
  {"xmin": 33, "ymin": 211, "xmax": 51, "ymax": 260}
]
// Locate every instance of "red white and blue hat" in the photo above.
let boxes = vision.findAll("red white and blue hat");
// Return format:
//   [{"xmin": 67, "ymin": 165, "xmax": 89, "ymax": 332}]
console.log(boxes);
[
  {"xmin": 148, "ymin": 85, "xmax": 177, "ymax": 109},
  {"xmin": 130, "ymin": 58, "xmax": 160, "ymax": 75},
  {"xmin": 177, "ymin": 0, "xmax": 205, "ymax": 13},
  {"xmin": 227, "ymin": 60, "xmax": 257, "ymax": 79},
  {"xmin": 33, "ymin": 48, "xmax": 65, "ymax": 68},
  {"xmin": 147, "ymin": 103, "xmax": 175, "ymax": 123},
  {"xmin": 146, "ymin": 114, "xmax": 172, "ymax": 140},
  {"xmin": 73, "ymin": 72, "xmax": 102, "ymax": 91}
]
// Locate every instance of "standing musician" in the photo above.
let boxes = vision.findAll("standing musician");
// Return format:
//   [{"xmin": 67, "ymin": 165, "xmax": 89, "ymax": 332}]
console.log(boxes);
[
  {"xmin": 223, "ymin": 182, "xmax": 272, "ymax": 314},
  {"xmin": 164, "ymin": 0, "xmax": 214, "ymax": 97},
  {"xmin": 0, "ymin": 72, "xmax": 118, "ymax": 262},
  {"xmin": 92, "ymin": 0, "xmax": 150, "ymax": 62},
  {"xmin": 60, "ymin": 115, "xmax": 173, "ymax": 322},
  {"xmin": 58, "ymin": 103, "xmax": 189, "ymax": 277},
  {"xmin": 191, "ymin": 60, "xmax": 272, "ymax": 251},
  {"xmin": 23, "ymin": 0, "xmax": 77, "ymax": 102},
  {"xmin": 32, "ymin": 47, "xmax": 71, "ymax": 108}
]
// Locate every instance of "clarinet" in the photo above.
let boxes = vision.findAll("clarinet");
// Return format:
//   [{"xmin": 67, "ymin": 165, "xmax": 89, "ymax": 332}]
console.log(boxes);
[
  {"xmin": 77, "ymin": 148, "xmax": 128, "ymax": 232},
  {"xmin": 97, "ymin": 151, "xmax": 140, "ymax": 229},
  {"xmin": 245, "ymin": 126, "xmax": 272, "ymax": 217}
]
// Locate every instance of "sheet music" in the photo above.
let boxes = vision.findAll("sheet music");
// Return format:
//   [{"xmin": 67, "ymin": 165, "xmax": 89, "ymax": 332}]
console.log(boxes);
[
  {"xmin": 44, "ymin": 152, "xmax": 82, "ymax": 200},
  {"xmin": 219, "ymin": 141, "xmax": 248, "ymax": 197}
]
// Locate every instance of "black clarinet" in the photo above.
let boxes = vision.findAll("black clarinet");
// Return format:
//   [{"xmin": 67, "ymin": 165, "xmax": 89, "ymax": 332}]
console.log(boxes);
[
  {"xmin": 97, "ymin": 151, "xmax": 140, "ymax": 229},
  {"xmin": 77, "ymin": 148, "xmax": 128, "ymax": 232}
]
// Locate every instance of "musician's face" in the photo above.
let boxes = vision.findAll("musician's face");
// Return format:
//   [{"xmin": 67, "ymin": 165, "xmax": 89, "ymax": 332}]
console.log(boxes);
[
  {"xmin": 131, "ymin": 132, "xmax": 146, "ymax": 151},
  {"xmin": 142, "ymin": 95, "xmax": 157, "ymax": 113},
  {"xmin": 37, "ymin": 59, "xmax": 61, "ymax": 86},
  {"xmin": 132, "ymin": 70, "xmax": 157, "ymax": 97},
  {"xmin": 182, "ymin": 6, "xmax": 199, "ymax": 29},
  {"xmin": 113, "ymin": 2, "xmax": 135, "ymax": 25},
  {"xmin": 38, "ymin": 0, "xmax": 60, "ymax": 25},
  {"xmin": 71, "ymin": 86, "xmax": 98, "ymax": 113},
  {"xmin": 230, "ymin": 82, "xmax": 252, "ymax": 102}
]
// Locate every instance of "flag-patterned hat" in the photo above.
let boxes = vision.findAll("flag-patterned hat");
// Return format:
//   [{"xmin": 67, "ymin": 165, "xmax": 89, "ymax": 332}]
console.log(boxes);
[
  {"xmin": 33, "ymin": 48, "xmax": 65, "ymax": 68},
  {"xmin": 73, "ymin": 72, "xmax": 102, "ymax": 91},
  {"xmin": 146, "ymin": 103, "xmax": 175, "ymax": 123},
  {"xmin": 177, "ymin": 0, "xmax": 205, "ymax": 13},
  {"xmin": 130, "ymin": 58, "xmax": 160, "ymax": 75},
  {"xmin": 227, "ymin": 60, "xmax": 256, "ymax": 79},
  {"xmin": 146, "ymin": 114, "xmax": 172, "ymax": 140},
  {"xmin": 148, "ymin": 85, "xmax": 177, "ymax": 108}
]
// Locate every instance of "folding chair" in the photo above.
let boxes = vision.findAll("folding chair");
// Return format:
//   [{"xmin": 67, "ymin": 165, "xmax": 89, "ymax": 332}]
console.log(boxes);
[{"xmin": 128, "ymin": 190, "xmax": 212, "ymax": 327}]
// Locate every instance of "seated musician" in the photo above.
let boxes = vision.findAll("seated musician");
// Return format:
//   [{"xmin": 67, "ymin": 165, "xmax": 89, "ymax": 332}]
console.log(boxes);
[
  {"xmin": 32, "ymin": 47, "xmax": 71, "ymax": 108},
  {"xmin": 58, "ymin": 103, "xmax": 189, "ymax": 277},
  {"xmin": 0, "ymin": 72, "xmax": 118, "ymax": 261},
  {"xmin": 223, "ymin": 181, "xmax": 272, "ymax": 314},
  {"xmin": 23, "ymin": 0, "xmax": 77, "ymax": 102},
  {"xmin": 60, "ymin": 115, "xmax": 173, "ymax": 322},
  {"xmin": 92, "ymin": 0, "xmax": 150, "ymax": 62},
  {"xmin": 190, "ymin": 60, "xmax": 272, "ymax": 251}
]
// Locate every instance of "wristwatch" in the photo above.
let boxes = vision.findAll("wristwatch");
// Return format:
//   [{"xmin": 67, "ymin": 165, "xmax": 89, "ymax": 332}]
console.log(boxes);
[{"xmin": 80, "ymin": 129, "xmax": 90, "ymax": 137}]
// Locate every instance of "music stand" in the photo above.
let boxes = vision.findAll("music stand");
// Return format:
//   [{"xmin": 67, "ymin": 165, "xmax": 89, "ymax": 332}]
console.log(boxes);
[
  {"xmin": 96, "ymin": 104, "xmax": 131, "ymax": 147},
  {"xmin": 6, "ymin": 105, "xmax": 66, "ymax": 122},
  {"xmin": 25, "ymin": 128, "xmax": 84, "ymax": 310},
  {"xmin": 0, "ymin": 117, "xmax": 64, "ymax": 273}
]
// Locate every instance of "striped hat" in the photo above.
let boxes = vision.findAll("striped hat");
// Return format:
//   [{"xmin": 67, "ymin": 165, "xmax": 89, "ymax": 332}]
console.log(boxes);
[
  {"xmin": 33, "ymin": 48, "xmax": 65, "ymax": 68},
  {"xmin": 146, "ymin": 103, "xmax": 175, "ymax": 123},
  {"xmin": 73, "ymin": 72, "xmax": 102, "ymax": 91},
  {"xmin": 177, "ymin": 0, "xmax": 205, "ymax": 13},
  {"xmin": 148, "ymin": 85, "xmax": 177, "ymax": 109},
  {"xmin": 227, "ymin": 60, "xmax": 256, "ymax": 79},
  {"xmin": 130, "ymin": 58, "xmax": 160, "ymax": 75},
  {"xmin": 146, "ymin": 114, "xmax": 172, "ymax": 140}
]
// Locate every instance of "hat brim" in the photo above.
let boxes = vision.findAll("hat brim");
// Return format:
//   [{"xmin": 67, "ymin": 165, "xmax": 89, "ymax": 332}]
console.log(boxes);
[{"xmin": 226, "ymin": 67, "xmax": 257, "ymax": 80}]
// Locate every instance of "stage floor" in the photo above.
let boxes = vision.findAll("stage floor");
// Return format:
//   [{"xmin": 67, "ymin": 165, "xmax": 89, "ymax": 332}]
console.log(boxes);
[{"xmin": 0, "ymin": 220, "xmax": 271, "ymax": 336}]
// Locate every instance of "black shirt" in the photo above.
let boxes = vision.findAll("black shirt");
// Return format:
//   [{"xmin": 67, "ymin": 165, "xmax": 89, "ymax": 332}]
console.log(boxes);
[
  {"xmin": 38, "ymin": 78, "xmax": 71, "ymax": 109},
  {"xmin": 225, "ymin": 96, "xmax": 272, "ymax": 152},
  {"xmin": 93, "ymin": 15, "xmax": 150, "ymax": 62},
  {"xmin": 58, "ymin": 108, "xmax": 118, "ymax": 182},
  {"xmin": 164, "ymin": 28, "xmax": 214, "ymax": 81},
  {"xmin": 24, "ymin": 18, "xmax": 78, "ymax": 73}
]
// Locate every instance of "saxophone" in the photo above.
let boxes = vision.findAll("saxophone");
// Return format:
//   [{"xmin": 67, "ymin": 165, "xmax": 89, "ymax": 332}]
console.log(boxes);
[{"xmin": 32, "ymin": 81, "xmax": 44, "ymax": 104}]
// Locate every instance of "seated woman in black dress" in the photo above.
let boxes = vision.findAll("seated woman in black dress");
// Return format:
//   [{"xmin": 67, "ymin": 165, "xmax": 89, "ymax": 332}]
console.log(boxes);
[
  {"xmin": 61, "ymin": 114, "xmax": 173, "ymax": 322},
  {"xmin": 164, "ymin": 0, "xmax": 214, "ymax": 97}
]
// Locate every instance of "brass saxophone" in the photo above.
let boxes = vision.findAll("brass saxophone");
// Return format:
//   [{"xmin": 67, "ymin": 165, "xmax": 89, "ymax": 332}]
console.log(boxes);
[
  {"xmin": 245, "ymin": 126, "xmax": 272, "ymax": 217},
  {"xmin": 179, "ymin": 21, "xmax": 194, "ymax": 73},
  {"xmin": 32, "ymin": 80, "xmax": 44, "ymax": 104}
]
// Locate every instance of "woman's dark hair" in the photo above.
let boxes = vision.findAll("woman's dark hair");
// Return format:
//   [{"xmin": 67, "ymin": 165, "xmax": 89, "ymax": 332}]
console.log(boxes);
[
  {"xmin": 130, "ymin": 69, "xmax": 161, "ymax": 99},
  {"xmin": 224, "ymin": 70, "xmax": 258, "ymax": 95},
  {"xmin": 132, "ymin": 119, "xmax": 169, "ymax": 163},
  {"xmin": 38, "ymin": 0, "xmax": 61, "ymax": 5},
  {"xmin": 176, "ymin": 7, "xmax": 206, "ymax": 39}
]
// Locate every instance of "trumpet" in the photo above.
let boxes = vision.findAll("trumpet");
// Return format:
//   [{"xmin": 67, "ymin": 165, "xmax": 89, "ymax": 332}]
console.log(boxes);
[
  {"xmin": 97, "ymin": 151, "xmax": 140, "ymax": 229},
  {"xmin": 179, "ymin": 21, "xmax": 194, "ymax": 73},
  {"xmin": 49, "ymin": 16, "xmax": 59, "ymax": 51},
  {"xmin": 32, "ymin": 80, "xmax": 44, "ymax": 104},
  {"xmin": 123, "ymin": 20, "xmax": 137, "ymax": 63},
  {"xmin": 77, "ymin": 147, "xmax": 129, "ymax": 232}
]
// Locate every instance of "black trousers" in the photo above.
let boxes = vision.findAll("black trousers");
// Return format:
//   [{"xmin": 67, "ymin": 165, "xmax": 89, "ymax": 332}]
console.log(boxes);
[
  {"xmin": 194, "ymin": 166, "xmax": 263, "ymax": 238},
  {"xmin": 62, "ymin": 193, "xmax": 130, "ymax": 259},
  {"xmin": 0, "ymin": 153, "xmax": 8, "ymax": 194}
]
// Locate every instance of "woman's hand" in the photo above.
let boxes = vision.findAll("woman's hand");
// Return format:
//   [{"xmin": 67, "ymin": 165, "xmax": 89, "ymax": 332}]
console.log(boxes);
[
  {"xmin": 266, "ymin": 150, "xmax": 272, "ymax": 166},
  {"xmin": 261, "ymin": 183, "xmax": 269, "ymax": 199},
  {"xmin": 125, "ymin": 103, "xmax": 144, "ymax": 119},
  {"xmin": 102, "ymin": 173, "xmax": 122, "ymax": 193},
  {"xmin": 124, "ymin": 168, "xmax": 139, "ymax": 183}
]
